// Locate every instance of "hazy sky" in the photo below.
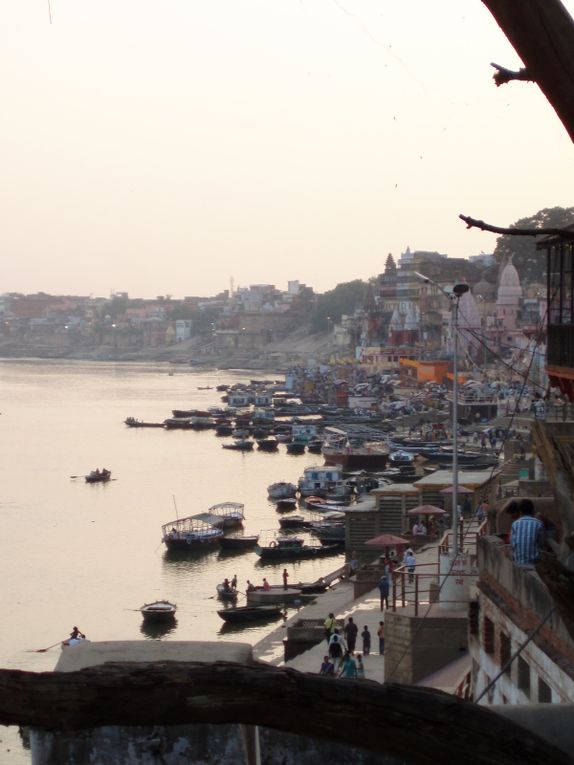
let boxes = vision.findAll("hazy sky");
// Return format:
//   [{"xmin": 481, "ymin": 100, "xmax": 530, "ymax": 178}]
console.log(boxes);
[{"xmin": 2, "ymin": 1, "xmax": 574, "ymax": 298}]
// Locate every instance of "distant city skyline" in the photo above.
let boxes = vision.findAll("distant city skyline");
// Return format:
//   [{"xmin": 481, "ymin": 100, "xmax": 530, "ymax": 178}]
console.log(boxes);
[{"xmin": 2, "ymin": 0, "xmax": 573, "ymax": 299}]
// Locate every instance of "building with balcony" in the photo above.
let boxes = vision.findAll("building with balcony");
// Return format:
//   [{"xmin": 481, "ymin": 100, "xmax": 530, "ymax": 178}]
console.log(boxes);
[{"xmin": 538, "ymin": 231, "xmax": 574, "ymax": 398}]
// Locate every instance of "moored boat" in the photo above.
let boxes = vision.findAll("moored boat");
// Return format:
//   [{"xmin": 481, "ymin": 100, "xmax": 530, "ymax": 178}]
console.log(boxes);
[
  {"xmin": 222, "ymin": 439, "xmax": 254, "ymax": 451},
  {"xmin": 255, "ymin": 536, "xmax": 342, "ymax": 561},
  {"xmin": 276, "ymin": 497, "xmax": 298, "ymax": 512},
  {"xmin": 140, "ymin": 600, "xmax": 177, "ymax": 623},
  {"xmin": 267, "ymin": 481, "xmax": 297, "ymax": 500},
  {"xmin": 246, "ymin": 586, "xmax": 316, "ymax": 605},
  {"xmin": 219, "ymin": 534, "xmax": 259, "ymax": 550},
  {"xmin": 162, "ymin": 517, "xmax": 223, "ymax": 551},
  {"xmin": 124, "ymin": 417, "xmax": 165, "ymax": 428},
  {"xmin": 256, "ymin": 436, "xmax": 279, "ymax": 452},
  {"xmin": 217, "ymin": 605, "xmax": 284, "ymax": 624}
]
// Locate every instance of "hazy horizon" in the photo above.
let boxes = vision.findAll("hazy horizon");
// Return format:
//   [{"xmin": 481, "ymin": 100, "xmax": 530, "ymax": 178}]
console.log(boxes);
[{"xmin": 2, "ymin": 1, "xmax": 573, "ymax": 299}]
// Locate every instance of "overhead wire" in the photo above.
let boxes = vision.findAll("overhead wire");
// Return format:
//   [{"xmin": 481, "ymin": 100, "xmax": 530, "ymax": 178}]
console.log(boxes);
[{"xmin": 385, "ymin": 287, "xmax": 552, "ymax": 684}]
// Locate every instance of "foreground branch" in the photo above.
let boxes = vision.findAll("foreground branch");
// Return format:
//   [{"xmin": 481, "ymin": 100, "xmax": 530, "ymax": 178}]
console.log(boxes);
[
  {"xmin": 0, "ymin": 662, "xmax": 568, "ymax": 765},
  {"xmin": 459, "ymin": 214, "xmax": 574, "ymax": 240},
  {"xmin": 490, "ymin": 62, "xmax": 533, "ymax": 86}
]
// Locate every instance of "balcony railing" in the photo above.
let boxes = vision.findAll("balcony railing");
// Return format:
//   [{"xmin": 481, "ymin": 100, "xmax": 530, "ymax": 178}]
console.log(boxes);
[{"xmin": 548, "ymin": 324, "xmax": 574, "ymax": 368}]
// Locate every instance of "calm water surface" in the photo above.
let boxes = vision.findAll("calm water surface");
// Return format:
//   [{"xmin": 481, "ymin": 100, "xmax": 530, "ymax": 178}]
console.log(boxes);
[{"xmin": 0, "ymin": 360, "xmax": 344, "ymax": 763}]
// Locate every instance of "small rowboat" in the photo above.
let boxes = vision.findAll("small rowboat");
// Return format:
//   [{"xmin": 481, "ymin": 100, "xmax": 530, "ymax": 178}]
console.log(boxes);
[
  {"xmin": 85, "ymin": 469, "xmax": 111, "ymax": 483},
  {"xmin": 140, "ymin": 600, "xmax": 177, "ymax": 623},
  {"xmin": 216, "ymin": 584, "xmax": 238, "ymax": 601}
]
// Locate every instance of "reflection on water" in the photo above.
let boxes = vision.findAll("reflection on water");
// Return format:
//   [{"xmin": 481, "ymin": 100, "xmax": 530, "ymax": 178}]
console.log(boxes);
[
  {"xmin": 140, "ymin": 618, "xmax": 179, "ymax": 640},
  {"xmin": 0, "ymin": 361, "xmax": 345, "ymax": 764},
  {"xmin": 161, "ymin": 548, "xmax": 220, "ymax": 571}
]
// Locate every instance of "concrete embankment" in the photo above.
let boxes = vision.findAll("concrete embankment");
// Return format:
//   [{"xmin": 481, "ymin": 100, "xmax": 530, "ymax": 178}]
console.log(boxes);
[{"xmin": 253, "ymin": 579, "xmax": 387, "ymax": 683}]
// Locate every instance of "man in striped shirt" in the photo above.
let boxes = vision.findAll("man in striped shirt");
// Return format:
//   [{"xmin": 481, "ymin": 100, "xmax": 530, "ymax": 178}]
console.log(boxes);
[{"xmin": 510, "ymin": 499, "xmax": 544, "ymax": 567}]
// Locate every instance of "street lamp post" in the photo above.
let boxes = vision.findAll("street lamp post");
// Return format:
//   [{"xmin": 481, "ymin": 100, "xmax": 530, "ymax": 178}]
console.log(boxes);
[{"xmin": 414, "ymin": 273, "xmax": 469, "ymax": 558}]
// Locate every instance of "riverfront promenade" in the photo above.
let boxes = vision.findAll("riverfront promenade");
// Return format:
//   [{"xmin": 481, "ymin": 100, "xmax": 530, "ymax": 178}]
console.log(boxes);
[{"xmin": 253, "ymin": 539, "xmax": 443, "ymax": 684}]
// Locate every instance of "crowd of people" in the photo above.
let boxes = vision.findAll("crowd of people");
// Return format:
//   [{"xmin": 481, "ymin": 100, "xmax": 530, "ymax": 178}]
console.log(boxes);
[{"xmin": 320, "ymin": 612, "xmax": 385, "ymax": 679}]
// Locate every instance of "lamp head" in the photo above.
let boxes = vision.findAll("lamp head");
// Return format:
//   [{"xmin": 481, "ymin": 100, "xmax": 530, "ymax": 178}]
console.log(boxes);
[{"xmin": 452, "ymin": 283, "xmax": 470, "ymax": 298}]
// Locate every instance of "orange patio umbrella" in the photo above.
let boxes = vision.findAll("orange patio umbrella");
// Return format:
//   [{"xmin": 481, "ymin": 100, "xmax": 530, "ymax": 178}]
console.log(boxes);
[
  {"xmin": 407, "ymin": 504, "xmax": 446, "ymax": 516},
  {"xmin": 365, "ymin": 533, "xmax": 410, "ymax": 547}
]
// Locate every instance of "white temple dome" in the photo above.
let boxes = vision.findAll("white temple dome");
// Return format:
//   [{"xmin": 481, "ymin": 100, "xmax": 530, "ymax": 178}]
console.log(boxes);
[{"xmin": 497, "ymin": 262, "xmax": 523, "ymax": 305}]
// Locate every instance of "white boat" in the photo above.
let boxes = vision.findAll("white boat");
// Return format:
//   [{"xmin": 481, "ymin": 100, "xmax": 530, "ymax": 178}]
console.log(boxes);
[
  {"xmin": 297, "ymin": 466, "xmax": 350, "ymax": 499},
  {"xmin": 267, "ymin": 481, "xmax": 297, "ymax": 500},
  {"xmin": 161, "ymin": 517, "xmax": 223, "ymax": 551},
  {"xmin": 206, "ymin": 501, "xmax": 245, "ymax": 528}
]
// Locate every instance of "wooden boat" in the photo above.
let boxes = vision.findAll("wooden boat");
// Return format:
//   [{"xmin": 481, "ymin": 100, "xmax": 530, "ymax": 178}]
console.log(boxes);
[
  {"xmin": 286, "ymin": 441, "xmax": 306, "ymax": 455},
  {"xmin": 217, "ymin": 605, "xmax": 284, "ymax": 623},
  {"xmin": 162, "ymin": 517, "xmax": 224, "ymax": 551},
  {"xmin": 216, "ymin": 583, "xmax": 238, "ymax": 601},
  {"xmin": 255, "ymin": 537, "xmax": 342, "ymax": 561},
  {"xmin": 246, "ymin": 586, "xmax": 316, "ymax": 605},
  {"xmin": 85, "ymin": 469, "xmax": 111, "ymax": 483},
  {"xmin": 256, "ymin": 437, "xmax": 279, "ymax": 452},
  {"xmin": 267, "ymin": 481, "xmax": 297, "ymax": 500},
  {"xmin": 278, "ymin": 515, "xmax": 309, "ymax": 529},
  {"xmin": 276, "ymin": 498, "xmax": 298, "ymax": 512},
  {"xmin": 124, "ymin": 417, "xmax": 165, "ymax": 428},
  {"xmin": 222, "ymin": 439, "xmax": 254, "ymax": 451},
  {"xmin": 140, "ymin": 600, "xmax": 177, "ymax": 623},
  {"xmin": 207, "ymin": 502, "xmax": 245, "ymax": 529},
  {"xmin": 219, "ymin": 535, "xmax": 259, "ymax": 550}
]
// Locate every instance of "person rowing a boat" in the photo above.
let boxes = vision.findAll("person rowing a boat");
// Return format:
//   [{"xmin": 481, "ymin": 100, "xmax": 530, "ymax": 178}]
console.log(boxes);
[{"xmin": 62, "ymin": 626, "xmax": 87, "ymax": 648}]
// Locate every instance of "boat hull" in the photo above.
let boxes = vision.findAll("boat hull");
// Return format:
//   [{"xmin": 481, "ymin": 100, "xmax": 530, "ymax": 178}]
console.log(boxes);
[
  {"xmin": 140, "ymin": 601, "xmax": 177, "ymax": 623},
  {"xmin": 217, "ymin": 605, "xmax": 283, "ymax": 623},
  {"xmin": 255, "ymin": 543, "xmax": 342, "ymax": 560},
  {"xmin": 219, "ymin": 535, "xmax": 259, "ymax": 550},
  {"xmin": 246, "ymin": 587, "xmax": 315, "ymax": 605}
]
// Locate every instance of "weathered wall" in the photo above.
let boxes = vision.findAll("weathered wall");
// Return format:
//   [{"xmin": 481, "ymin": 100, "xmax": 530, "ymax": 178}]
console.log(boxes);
[{"xmin": 384, "ymin": 610, "xmax": 467, "ymax": 685}]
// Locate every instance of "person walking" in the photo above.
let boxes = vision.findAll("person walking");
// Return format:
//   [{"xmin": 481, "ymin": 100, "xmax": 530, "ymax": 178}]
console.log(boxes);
[
  {"xmin": 405, "ymin": 550, "xmax": 416, "ymax": 584},
  {"xmin": 338, "ymin": 652, "xmax": 357, "ymax": 679},
  {"xmin": 344, "ymin": 617, "xmax": 358, "ymax": 653},
  {"xmin": 328, "ymin": 630, "xmax": 344, "ymax": 670},
  {"xmin": 282, "ymin": 568, "xmax": 289, "ymax": 590},
  {"xmin": 377, "ymin": 621, "xmax": 385, "ymax": 655},
  {"xmin": 356, "ymin": 654, "xmax": 365, "ymax": 679},
  {"xmin": 324, "ymin": 612, "xmax": 336, "ymax": 644},
  {"xmin": 361, "ymin": 625, "xmax": 371, "ymax": 655}
]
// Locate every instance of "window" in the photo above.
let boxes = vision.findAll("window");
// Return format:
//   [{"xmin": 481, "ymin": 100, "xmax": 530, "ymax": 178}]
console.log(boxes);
[
  {"xmin": 517, "ymin": 656, "xmax": 530, "ymax": 698},
  {"xmin": 538, "ymin": 677, "xmax": 552, "ymax": 703},
  {"xmin": 469, "ymin": 601, "xmax": 479, "ymax": 636},
  {"xmin": 483, "ymin": 617, "xmax": 494, "ymax": 654},
  {"xmin": 500, "ymin": 632, "xmax": 511, "ymax": 674}
]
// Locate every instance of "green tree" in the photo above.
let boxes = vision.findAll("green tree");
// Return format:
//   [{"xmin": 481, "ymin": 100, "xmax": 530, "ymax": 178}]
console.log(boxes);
[
  {"xmin": 311, "ymin": 280, "xmax": 368, "ymax": 332},
  {"xmin": 493, "ymin": 206, "xmax": 574, "ymax": 285}
]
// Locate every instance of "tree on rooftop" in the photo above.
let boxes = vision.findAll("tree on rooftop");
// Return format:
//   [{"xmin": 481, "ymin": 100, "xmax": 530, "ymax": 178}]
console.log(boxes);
[
  {"xmin": 493, "ymin": 207, "xmax": 574, "ymax": 285},
  {"xmin": 311, "ymin": 279, "xmax": 368, "ymax": 332}
]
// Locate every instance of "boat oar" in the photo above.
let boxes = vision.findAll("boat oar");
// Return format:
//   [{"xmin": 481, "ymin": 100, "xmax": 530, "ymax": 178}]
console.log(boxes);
[
  {"xmin": 27, "ymin": 640, "xmax": 63, "ymax": 653},
  {"xmin": 70, "ymin": 475, "xmax": 84, "ymax": 479}
]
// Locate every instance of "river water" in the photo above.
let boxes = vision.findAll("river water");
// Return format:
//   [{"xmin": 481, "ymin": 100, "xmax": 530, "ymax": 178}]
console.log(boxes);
[{"xmin": 0, "ymin": 360, "xmax": 344, "ymax": 764}]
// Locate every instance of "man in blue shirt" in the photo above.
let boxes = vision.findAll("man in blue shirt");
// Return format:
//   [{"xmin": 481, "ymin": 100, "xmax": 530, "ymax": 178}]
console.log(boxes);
[{"xmin": 510, "ymin": 499, "xmax": 544, "ymax": 567}]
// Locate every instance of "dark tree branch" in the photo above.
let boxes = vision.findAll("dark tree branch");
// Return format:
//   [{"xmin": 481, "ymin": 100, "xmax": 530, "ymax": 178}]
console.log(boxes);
[
  {"xmin": 481, "ymin": 0, "xmax": 574, "ymax": 143},
  {"xmin": 0, "ymin": 661, "xmax": 569, "ymax": 765},
  {"xmin": 459, "ymin": 214, "xmax": 574, "ymax": 240},
  {"xmin": 490, "ymin": 62, "xmax": 533, "ymax": 86}
]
